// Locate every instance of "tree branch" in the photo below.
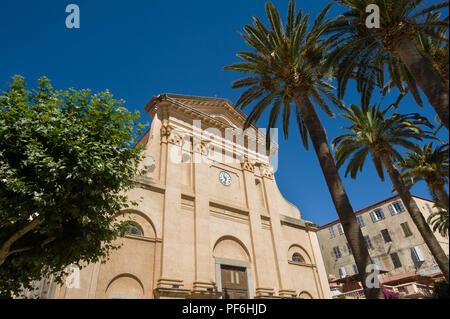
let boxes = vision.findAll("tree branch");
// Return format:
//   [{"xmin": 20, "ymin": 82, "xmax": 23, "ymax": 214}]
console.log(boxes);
[
  {"xmin": 0, "ymin": 216, "xmax": 43, "ymax": 266},
  {"xmin": 6, "ymin": 246, "xmax": 33, "ymax": 257},
  {"xmin": 41, "ymin": 237, "xmax": 56, "ymax": 248}
]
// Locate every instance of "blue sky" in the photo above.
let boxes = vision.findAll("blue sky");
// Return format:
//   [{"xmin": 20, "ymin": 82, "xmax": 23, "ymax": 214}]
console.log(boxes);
[{"xmin": 0, "ymin": 0, "xmax": 447, "ymax": 226}]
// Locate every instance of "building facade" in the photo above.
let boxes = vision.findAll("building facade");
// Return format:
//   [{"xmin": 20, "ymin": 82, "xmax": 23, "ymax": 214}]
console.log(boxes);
[
  {"xmin": 46, "ymin": 94, "xmax": 330, "ymax": 299},
  {"xmin": 317, "ymin": 195, "xmax": 449, "ymax": 289}
]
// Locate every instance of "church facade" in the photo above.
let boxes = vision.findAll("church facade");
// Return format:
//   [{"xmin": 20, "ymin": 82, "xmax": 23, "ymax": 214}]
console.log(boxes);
[{"xmin": 50, "ymin": 94, "xmax": 331, "ymax": 299}]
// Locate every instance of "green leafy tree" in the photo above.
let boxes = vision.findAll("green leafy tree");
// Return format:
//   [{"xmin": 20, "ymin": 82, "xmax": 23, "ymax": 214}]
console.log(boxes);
[
  {"xmin": 432, "ymin": 279, "xmax": 449, "ymax": 299},
  {"xmin": 0, "ymin": 76, "xmax": 146, "ymax": 297},
  {"xmin": 325, "ymin": 0, "xmax": 449, "ymax": 129},
  {"xmin": 224, "ymin": 1, "xmax": 384, "ymax": 298},
  {"xmin": 398, "ymin": 143, "xmax": 449, "ymax": 213},
  {"xmin": 332, "ymin": 103, "xmax": 449, "ymax": 280}
]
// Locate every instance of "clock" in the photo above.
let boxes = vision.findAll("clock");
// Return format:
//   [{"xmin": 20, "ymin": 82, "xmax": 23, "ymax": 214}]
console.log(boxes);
[{"xmin": 218, "ymin": 171, "xmax": 232, "ymax": 186}]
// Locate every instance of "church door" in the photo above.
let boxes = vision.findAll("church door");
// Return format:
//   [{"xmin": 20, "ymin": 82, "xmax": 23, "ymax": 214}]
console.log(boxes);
[{"xmin": 220, "ymin": 265, "xmax": 248, "ymax": 299}]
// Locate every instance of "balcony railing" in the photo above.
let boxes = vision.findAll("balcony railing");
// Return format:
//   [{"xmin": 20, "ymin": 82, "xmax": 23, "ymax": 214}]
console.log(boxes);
[
  {"xmin": 392, "ymin": 283, "xmax": 434, "ymax": 299},
  {"xmin": 334, "ymin": 282, "xmax": 434, "ymax": 299}
]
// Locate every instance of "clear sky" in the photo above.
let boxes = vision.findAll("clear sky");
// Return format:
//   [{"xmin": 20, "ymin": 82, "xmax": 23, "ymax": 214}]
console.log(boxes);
[{"xmin": 1, "ymin": 0, "xmax": 447, "ymax": 226}]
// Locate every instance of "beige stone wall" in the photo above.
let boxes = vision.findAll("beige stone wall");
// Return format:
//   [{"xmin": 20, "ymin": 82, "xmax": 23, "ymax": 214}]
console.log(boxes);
[{"xmin": 50, "ymin": 94, "xmax": 330, "ymax": 299}]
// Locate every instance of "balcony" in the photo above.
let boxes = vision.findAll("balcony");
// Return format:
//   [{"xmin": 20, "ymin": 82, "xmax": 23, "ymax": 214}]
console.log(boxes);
[
  {"xmin": 392, "ymin": 282, "xmax": 434, "ymax": 299},
  {"xmin": 334, "ymin": 282, "xmax": 434, "ymax": 299}
]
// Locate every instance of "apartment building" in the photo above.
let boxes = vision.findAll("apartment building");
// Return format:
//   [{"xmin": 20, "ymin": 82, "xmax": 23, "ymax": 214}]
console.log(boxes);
[{"xmin": 317, "ymin": 195, "xmax": 449, "ymax": 291}]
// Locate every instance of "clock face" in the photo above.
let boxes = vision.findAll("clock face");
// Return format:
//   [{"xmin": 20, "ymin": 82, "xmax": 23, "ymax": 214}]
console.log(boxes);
[{"xmin": 218, "ymin": 171, "xmax": 232, "ymax": 186}]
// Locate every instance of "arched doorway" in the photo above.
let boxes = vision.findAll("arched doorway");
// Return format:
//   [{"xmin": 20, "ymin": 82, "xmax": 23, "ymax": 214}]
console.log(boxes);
[{"xmin": 213, "ymin": 236, "xmax": 253, "ymax": 299}]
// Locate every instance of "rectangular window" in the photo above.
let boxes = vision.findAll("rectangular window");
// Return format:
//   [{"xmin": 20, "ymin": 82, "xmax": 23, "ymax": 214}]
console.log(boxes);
[
  {"xmin": 333, "ymin": 246, "xmax": 342, "ymax": 259},
  {"xmin": 390, "ymin": 253, "xmax": 402, "ymax": 269},
  {"xmin": 370, "ymin": 208, "xmax": 386, "ymax": 222},
  {"xmin": 411, "ymin": 246, "xmax": 425, "ymax": 263},
  {"xmin": 364, "ymin": 236, "xmax": 373, "ymax": 250},
  {"xmin": 337, "ymin": 223, "xmax": 344, "ymax": 235},
  {"xmin": 357, "ymin": 215, "xmax": 365, "ymax": 227},
  {"xmin": 400, "ymin": 222, "xmax": 413, "ymax": 237},
  {"xmin": 353, "ymin": 264, "xmax": 359, "ymax": 274},
  {"xmin": 339, "ymin": 267, "xmax": 347, "ymax": 278},
  {"xmin": 329, "ymin": 227, "xmax": 336, "ymax": 239},
  {"xmin": 381, "ymin": 229, "xmax": 392, "ymax": 243},
  {"xmin": 388, "ymin": 200, "xmax": 405, "ymax": 215}
]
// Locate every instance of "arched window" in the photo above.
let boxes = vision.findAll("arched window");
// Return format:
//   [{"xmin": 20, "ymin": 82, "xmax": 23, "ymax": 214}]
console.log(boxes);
[
  {"xmin": 124, "ymin": 222, "xmax": 143, "ymax": 236},
  {"xmin": 292, "ymin": 253, "xmax": 304, "ymax": 263}
]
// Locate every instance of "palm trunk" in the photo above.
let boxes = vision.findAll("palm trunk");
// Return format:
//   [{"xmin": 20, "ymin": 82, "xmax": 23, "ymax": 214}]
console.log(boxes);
[
  {"xmin": 294, "ymin": 90, "xmax": 384, "ymax": 299},
  {"xmin": 380, "ymin": 153, "xmax": 449, "ymax": 280},
  {"xmin": 393, "ymin": 36, "xmax": 449, "ymax": 130},
  {"xmin": 429, "ymin": 182, "xmax": 450, "ymax": 214}
]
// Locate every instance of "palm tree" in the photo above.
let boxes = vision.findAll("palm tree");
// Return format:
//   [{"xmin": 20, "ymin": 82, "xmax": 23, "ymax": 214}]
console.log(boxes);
[
  {"xmin": 332, "ymin": 103, "xmax": 449, "ymax": 280},
  {"xmin": 415, "ymin": 13, "xmax": 449, "ymax": 88},
  {"xmin": 325, "ymin": 0, "xmax": 449, "ymax": 129},
  {"xmin": 399, "ymin": 143, "xmax": 449, "ymax": 212},
  {"xmin": 428, "ymin": 209, "xmax": 449, "ymax": 237},
  {"xmin": 224, "ymin": 1, "xmax": 384, "ymax": 298}
]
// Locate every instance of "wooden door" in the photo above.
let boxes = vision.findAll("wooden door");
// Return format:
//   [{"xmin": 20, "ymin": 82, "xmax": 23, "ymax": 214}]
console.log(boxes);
[{"xmin": 221, "ymin": 265, "xmax": 248, "ymax": 299}]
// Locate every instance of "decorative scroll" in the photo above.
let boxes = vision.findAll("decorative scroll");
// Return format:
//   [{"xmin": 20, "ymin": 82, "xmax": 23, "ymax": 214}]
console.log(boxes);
[
  {"xmin": 193, "ymin": 140, "xmax": 209, "ymax": 156},
  {"xmin": 241, "ymin": 156, "xmax": 255, "ymax": 172},
  {"xmin": 160, "ymin": 121, "xmax": 173, "ymax": 143},
  {"xmin": 260, "ymin": 164, "xmax": 274, "ymax": 179}
]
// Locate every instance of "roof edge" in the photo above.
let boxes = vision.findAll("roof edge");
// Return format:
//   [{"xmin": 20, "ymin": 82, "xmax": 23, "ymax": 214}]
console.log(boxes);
[{"xmin": 319, "ymin": 194, "xmax": 437, "ymax": 229}]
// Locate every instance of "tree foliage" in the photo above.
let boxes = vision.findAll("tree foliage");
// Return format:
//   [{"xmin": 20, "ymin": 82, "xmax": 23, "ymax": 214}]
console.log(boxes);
[
  {"xmin": 324, "ymin": 0, "xmax": 449, "ymax": 106},
  {"xmin": 332, "ymin": 102, "xmax": 434, "ymax": 180},
  {"xmin": 0, "ymin": 76, "xmax": 146, "ymax": 297},
  {"xmin": 224, "ymin": 0, "xmax": 343, "ymax": 150},
  {"xmin": 432, "ymin": 279, "xmax": 449, "ymax": 299},
  {"xmin": 398, "ymin": 143, "xmax": 449, "ymax": 214}
]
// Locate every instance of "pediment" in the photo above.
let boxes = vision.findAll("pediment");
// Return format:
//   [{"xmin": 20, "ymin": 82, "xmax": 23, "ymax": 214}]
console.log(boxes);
[
  {"xmin": 145, "ymin": 94, "xmax": 246, "ymax": 129},
  {"xmin": 144, "ymin": 93, "xmax": 279, "ymax": 156}
]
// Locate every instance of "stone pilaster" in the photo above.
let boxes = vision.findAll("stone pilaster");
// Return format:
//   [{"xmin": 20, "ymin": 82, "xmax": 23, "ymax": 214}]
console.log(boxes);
[
  {"xmin": 241, "ymin": 159, "xmax": 273, "ymax": 297},
  {"xmin": 190, "ymin": 141, "xmax": 220, "ymax": 298},
  {"xmin": 259, "ymin": 165, "xmax": 296, "ymax": 298},
  {"xmin": 154, "ymin": 126, "xmax": 189, "ymax": 298}
]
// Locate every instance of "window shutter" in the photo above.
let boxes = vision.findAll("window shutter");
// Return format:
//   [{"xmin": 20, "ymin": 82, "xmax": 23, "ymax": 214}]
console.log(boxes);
[
  {"xmin": 388, "ymin": 204, "xmax": 396, "ymax": 215},
  {"xmin": 412, "ymin": 247, "xmax": 424, "ymax": 262},
  {"xmin": 353, "ymin": 264, "xmax": 359, "ymax": 274},
  {"xmin": 381, "ymin": 229, "xmax": 392, "ymax": 243},
  {"xmin": 372, "ymin": 258, "xmax": 380, "ymax": 270},
  {"xmin": 401, "ymin": 222, "xmax": 412, "ymax": 237},
  {"xmin": 357, "ymin": 215, "xmax": 365, "ymax": 227},
  {"xmin": 370, "ymin": 211, "xmax": 376, "ymax": 222},
  {"xmin": 397, "ymin": 201, "xmax": 405, "ymax": 212},
  {"xmin": 329, "ymin": 227, "xmax": 335, "ymax": 238},
  {"xmin": 364, "ymin": 236, "xmax": 373, "ymax": 249},
  {"xmin": 339, "ymin": 267, "xmax": 347, "ymax": 278},
  {"xmin": 379, "ymin": 209, "xmax": 385, "ymax": 219},
  {"xmin": 391, "ymin": 253, "xmax": 402, "ymax": 268}
]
